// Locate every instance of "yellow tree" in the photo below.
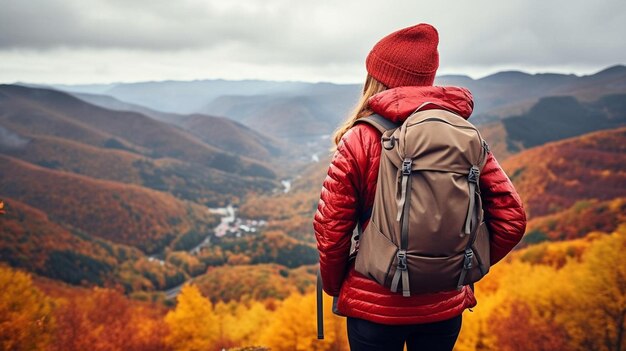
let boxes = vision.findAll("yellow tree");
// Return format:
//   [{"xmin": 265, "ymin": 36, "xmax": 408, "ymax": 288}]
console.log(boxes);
[
  {"xmin": 259, "ymin": 292, "xmax": 348, "ymax": 351},
  {"xmin": 259, "ymin": 293, "xmax": 315, "ymax": 351},
  {"xmin": 214, "ymin": 301, "xmax": 238, "ymax": 350},
  {"xmin": 165, "ymin": 284, "xmax": 219, "ymax": 351},
  {"xmin": 563, "ymin": 227, "xmax": 626, "ymax": 351},
  {"xmin": 0, "ymin": 265, "xmax": 53, "ymax": 351},
  {"xmin": 456, "ymin": 258, "xmax": 572, "ymax": 351},
  {"xmin": 455, "ymin": 262, "xmax": 518, "ymax": 351},
  {"xmin": 455, "ymin": 290, "xmax": 501, "ymax": 351},
  {"xmin": 228, "ymin": 301, "xmax": 271, "ymax": 347}
]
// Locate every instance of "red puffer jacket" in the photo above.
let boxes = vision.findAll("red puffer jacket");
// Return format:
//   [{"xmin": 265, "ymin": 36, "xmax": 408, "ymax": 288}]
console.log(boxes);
[{"xmin": 314, "ymin": 85, "xmax": 526, "ymax": 325}]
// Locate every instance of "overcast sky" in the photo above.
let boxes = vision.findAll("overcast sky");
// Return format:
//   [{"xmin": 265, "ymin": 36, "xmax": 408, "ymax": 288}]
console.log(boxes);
[{"xmin": 1, "ymin": 0, "xmax": 624, "ymax": 84}]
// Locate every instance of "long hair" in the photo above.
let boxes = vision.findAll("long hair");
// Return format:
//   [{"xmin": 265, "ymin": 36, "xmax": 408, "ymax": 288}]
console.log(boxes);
[{"xmin": 332, "ymin": 74, "xmax": 387, "ymax": 147}]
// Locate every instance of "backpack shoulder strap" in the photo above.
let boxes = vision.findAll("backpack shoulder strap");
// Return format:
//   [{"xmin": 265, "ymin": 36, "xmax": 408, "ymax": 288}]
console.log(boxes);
[{"xmin": 354, "ymin": 114, "xmax": 400, "ymax": 133}]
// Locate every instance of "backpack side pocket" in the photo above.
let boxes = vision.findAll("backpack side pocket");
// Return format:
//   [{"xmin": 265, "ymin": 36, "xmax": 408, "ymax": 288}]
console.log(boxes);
[{"xmin": 355, "ymin": 220, "xmax": 398, "ymax": 286}]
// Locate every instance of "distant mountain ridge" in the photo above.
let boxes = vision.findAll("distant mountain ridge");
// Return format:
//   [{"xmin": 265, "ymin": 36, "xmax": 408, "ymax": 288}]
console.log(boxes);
[
  {"xmin": 437, "ymin": 65, "xmax": 626, "ymax": 123},
  {"xmin": 37, "ymin": 64, "xmax": 626, "ymax": 141},
  {"xmin": 504, "ymin": 94, "xmax": 626, "ymax": 148},
  {"xmin": 73, "ymin": 92, "xmax": 284, "ymax": 160},
  {"xmin": 52, "ymin": 79, "xmax": 319, "ymax": 114},
  {"xmin": 478, "ymin": 93, "xmax": 626, "ymax": 159},
  {"xmin": 201, "ymin": 94, "xmax": 344, "ymax": 139}
]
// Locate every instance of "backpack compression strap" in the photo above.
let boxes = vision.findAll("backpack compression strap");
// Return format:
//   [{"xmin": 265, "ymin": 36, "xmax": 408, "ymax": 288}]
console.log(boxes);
[
  {"xmin": 354, "ymin": 114, "xmax": 400, "ymax": 133},
  {"xmin": 391, "ymin": 158, "xmax": 413, "ymax": 297},
  {"xmin": 457, "ymin": 141, "xmax": 490, "ymax": 290}
]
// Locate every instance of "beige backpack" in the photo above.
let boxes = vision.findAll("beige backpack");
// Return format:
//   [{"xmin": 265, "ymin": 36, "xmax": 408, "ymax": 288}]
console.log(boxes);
[{"xmin": 354, "ymin": 107, "xmax": 491, "ymax": 297}]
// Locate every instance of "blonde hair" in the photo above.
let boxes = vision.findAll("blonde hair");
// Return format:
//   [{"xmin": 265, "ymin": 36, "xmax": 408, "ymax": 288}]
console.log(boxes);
[{"xmin": 332, "ymin": 75, "xmax": 388, "ymax": 147}]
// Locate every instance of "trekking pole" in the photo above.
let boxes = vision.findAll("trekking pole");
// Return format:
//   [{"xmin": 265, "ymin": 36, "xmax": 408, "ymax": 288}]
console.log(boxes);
[{"xmin": 316, "ymin": 269, "xmax": 324, "ymax": 339}]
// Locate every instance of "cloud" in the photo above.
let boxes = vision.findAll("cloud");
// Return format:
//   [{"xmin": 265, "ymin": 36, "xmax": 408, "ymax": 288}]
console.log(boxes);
[
  {"xmin": 1, "ymin": 1, "xmax": 276, "ymax": 50},
  {"xmin": 0, "ymin": 0, "xmax": 624, "ymax": 83},
  {"xmin": 436, "ymin": 0, "xmax": 626, "ymax": 68}
]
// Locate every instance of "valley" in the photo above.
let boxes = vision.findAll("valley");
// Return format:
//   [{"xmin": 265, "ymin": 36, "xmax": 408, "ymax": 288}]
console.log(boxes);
[{"xmin": 1, "ymin": 65, "xmax": 626, "ymax": 350}]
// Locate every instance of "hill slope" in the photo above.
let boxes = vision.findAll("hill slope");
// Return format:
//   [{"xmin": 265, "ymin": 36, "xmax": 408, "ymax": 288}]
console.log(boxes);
[
  {"xmin": 523, "ymin": 197, "xmax": 626, "ymax": 245},
  {"xmin": 502, "ymin": 94, "xmax": 626, "ymax": 151},
  {"xmin": 0, "ymin": 134, "xmax": 276, "ymax": 206},
  {"xmin": 0, "ymin": 84, "xmax": 276, "ymax": 179},
  {"xmin": 0, "ymin": 198, "xmax": 188, "ymax": 290},
  {"xmin": 502, "ymin": 127, "xmax": 626, "ymax": 218},
  {"xmin": 72, "ymin": 92, "xmax": 284, "ymax": 160},
  {"xmin": 0, "ymin": 155, "xmax": 217, "ymax": 254},
  {"xmin": 179, "ymin": 114, "xmax": 283, "ymax": 160}
]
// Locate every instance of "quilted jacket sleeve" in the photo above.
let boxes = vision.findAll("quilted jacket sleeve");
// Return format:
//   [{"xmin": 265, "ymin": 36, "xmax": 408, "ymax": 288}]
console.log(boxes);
[
  {"xmin": 313, "ymin": 129, "xmax": 364, "ymax": 296},
  {"xmin": 480, "ymin": 152, "xmax": 527, "ymax": 265}
]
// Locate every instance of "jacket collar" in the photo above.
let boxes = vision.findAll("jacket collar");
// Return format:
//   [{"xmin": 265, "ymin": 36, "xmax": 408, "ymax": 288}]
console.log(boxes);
[{"xmin": 368, "ymin": 86, "xmax": 474, "ymax": 123}]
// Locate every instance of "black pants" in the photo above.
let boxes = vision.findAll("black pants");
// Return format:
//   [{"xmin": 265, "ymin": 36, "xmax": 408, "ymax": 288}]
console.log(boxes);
[{"xmin": 347, "ymin": 315, "xmax": 462, "ymax": 351}]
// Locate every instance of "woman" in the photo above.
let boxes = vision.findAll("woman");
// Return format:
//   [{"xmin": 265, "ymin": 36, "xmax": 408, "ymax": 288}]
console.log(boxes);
[{"xmin": 313, "ymin": 23, "xmax": 526, "ymax": 351}]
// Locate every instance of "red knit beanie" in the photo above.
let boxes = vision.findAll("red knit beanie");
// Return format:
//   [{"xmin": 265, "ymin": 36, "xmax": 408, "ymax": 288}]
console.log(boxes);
[{"xmin": 366, "ymin": 23, "xmax": 439, "ymax": 88}]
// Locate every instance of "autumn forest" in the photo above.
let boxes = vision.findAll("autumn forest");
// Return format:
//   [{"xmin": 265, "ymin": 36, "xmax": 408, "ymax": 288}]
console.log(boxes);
[{"xmin": 1, "ymin": 65, "xmax": 626, "ymax": 351}]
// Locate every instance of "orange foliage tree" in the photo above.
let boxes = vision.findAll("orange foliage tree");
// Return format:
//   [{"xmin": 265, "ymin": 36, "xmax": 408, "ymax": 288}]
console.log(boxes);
[
  {"xmin": 489, "ymin": 301, "xmax": 568, "ymax": 351},
  {"xmin": 50, "ymin": 287, "xmax": 169, "ymax": 351}
]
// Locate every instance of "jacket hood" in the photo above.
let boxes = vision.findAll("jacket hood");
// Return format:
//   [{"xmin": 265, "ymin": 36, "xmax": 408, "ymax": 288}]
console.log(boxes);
[{"xmin": 368, "ymin": 86, "xmax": 474, "ymax": 123}]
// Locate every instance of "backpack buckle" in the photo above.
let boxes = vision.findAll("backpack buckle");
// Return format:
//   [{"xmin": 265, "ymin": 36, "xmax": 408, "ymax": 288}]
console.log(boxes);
[
  {"xmin": 397, "ymin": 251, "xmax": 408, "ymax": 271},
  {"xmin": 463, "ymin": 249, "xmax": 474, "ymax": 269},
  {"xmin": 402, "ymin": 159, "xmax": 412, "ymax": 175},
  {"xmin": 468, "ymin": 166, "xmax": 479, "ymax": 184}
]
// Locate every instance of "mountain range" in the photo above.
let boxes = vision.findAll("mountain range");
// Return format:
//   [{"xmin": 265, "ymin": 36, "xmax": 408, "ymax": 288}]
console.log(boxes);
[
  {"xmin": 40, "ymin": 65, "xmax": 626, "ymax": 141},
  {"xmin": 436, "ymin": 65, "xmax": 626, "ymax": 123},
  {"xmin": 1, "ymin": 64, "xmax": 625, "ymax": 298},
  {"xmin": 0, "ymin": 85, "xmax": 279, "ymax": 203}
]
